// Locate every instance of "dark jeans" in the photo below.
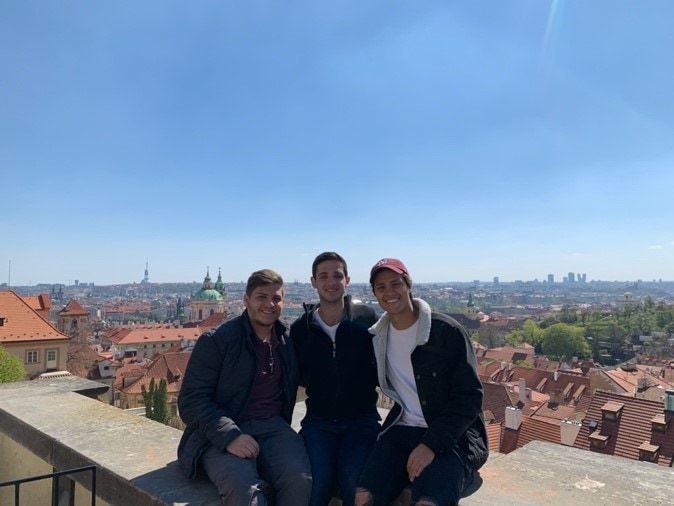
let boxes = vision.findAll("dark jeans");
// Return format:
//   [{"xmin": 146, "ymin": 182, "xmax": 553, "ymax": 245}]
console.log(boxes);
[
  {"xmin": 300, "ymin": 415, "xmax": 380, "ymax": 506},
  {"xmin": 358, "ymin": 425, "xmax": 471, "ymax": 506},
  {"xmin": 201, "ymin": 416, "xmax": 312, "ymax": 506}
]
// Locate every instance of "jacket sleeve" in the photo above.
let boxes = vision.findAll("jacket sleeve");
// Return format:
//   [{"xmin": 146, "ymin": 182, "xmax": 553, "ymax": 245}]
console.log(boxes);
[
  {"xmin": 420, "ymin": 320, "xmax": 484, "ymax": 454},
  {"xmin": 178, "ymin": 329, "xmax": 243, "ymax": 452}
]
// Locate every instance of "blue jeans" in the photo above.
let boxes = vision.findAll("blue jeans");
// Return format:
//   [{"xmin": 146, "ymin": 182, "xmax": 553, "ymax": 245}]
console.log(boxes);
[
  {"xmin": 300, "ymin": 415, "xmax": 380, "ymax": 506},
  {"xmin": 358, "ymin": 425, "xmax": 471, "ymax": 506}
]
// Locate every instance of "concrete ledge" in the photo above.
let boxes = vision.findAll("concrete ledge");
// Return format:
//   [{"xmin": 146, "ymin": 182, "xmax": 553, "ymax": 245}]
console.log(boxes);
[
  {"xmin": 462, "ymin": 441, "xmax": 674, "ymax": 506},
  {"xmin": 0, "ymin": 379, "xmax": 220, "ymax": 506},
  {"xmin": 3, "ymin": 379, "xmax": 674, "ymax": 506}
]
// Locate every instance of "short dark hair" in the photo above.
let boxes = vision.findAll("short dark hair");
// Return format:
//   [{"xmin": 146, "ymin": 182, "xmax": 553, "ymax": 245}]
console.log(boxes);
[
  {"xmin": 312, "ymin": 252, "xmax": 348, "ymax": 278},
  {"xmin": 245, "ymin": 269, "xmax": 284, "ymax": 296}
]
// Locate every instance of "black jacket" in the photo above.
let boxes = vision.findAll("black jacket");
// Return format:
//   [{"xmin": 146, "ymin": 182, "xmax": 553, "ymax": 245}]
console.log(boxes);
[
  {"xmin": 370, "ymin": 299, "xmax": 488, "ymax": 471},
  {"xmin": 177, "ymin": 311, "xmax": 299, "ymax": 479},
  {"xmin": 290, "ymin": 295, "xmax": 379, "ymax": 422}
]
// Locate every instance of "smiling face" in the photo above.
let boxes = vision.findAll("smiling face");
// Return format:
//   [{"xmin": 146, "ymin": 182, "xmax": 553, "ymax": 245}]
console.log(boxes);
[
  {"xmin": 372, "ymin": 268, "xmax": 414, "ymax": 318},
  {"xmin": 311, "ymin": 259, "xmax": 350, "ymax": 304},
  {"xmin": 243, "ymin": 283, "xmax": 284, "ymax": 337}
]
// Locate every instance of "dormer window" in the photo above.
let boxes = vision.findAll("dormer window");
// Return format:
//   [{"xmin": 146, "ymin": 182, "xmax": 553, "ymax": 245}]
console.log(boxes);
[
  {"xmin": 638, "ymin": 442, "xmax": 660, "ymax": 462},
  {"xmin": 563, "ymin": 383, "xmax": 574, "ymax": 400},
  {"xmin": 589, "ymin": 432, "xmax": 610, "ymax": 450},
  {"xmin": 600, "ymin": 401, "xmax": 625, "ymax": 422},
  {"xmin": 651, "ymin": 413, "xmax": 669, "ymax": 433}
]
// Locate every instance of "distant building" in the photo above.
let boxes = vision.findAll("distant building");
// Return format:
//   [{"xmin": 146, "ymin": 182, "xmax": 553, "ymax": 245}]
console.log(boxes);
[
  {"xmin": 568, "ymin": 272, "xmax": 576, "ymax": 283},
  {"xmin": 0, "ymin": 290, "xmax": 70, "ymax": 377},
  {"xmin": 547, "ymin": 274, "xmax": 554, "ymax": 284},
  {"xmin": 189, "ymin": 269, "xmax": 226, "ymax": 322}
]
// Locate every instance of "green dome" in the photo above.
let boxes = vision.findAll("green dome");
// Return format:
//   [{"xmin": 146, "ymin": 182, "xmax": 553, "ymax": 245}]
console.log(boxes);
[{"xmin": 193, "ymin": 288, "xmax": 224, "ymax": 301}]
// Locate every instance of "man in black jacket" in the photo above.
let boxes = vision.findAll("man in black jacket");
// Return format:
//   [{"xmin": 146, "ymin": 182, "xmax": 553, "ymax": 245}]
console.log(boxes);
[
  {"xmin": 356, "ymin": 258, "xmax": 487, "ymax": 506},
  {"xmin": 291, "ymin": 252, "xmax": 380, "ymax": 506},
  {"xmin": 178, "ymin": 269, "xmax": 311, "ymax": 506}
]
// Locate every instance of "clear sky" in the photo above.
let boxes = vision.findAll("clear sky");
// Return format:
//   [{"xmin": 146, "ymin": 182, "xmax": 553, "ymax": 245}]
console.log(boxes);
[{"xmin": 2, "ymin": 1, "xmax": 673, "ymax": 286}]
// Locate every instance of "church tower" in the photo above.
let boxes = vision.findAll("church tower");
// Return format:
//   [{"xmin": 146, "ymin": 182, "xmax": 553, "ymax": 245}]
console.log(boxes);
[{"xmin": 189, "ymin": 268, "xmax": 226, "ymax": 322}]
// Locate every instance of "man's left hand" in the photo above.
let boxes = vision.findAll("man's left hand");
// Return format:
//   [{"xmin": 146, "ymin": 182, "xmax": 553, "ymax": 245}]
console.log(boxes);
[{"xmin": 407, "ymin": 443, "xmax": 435, "ymax": 482}]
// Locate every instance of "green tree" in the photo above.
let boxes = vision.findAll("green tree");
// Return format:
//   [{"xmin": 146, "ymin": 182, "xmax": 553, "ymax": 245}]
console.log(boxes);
[
  {"xmin": 541, "ymin": 323, "xmax": 591, "ymax": 361},
  {"xmin": 506, "ymin": 319, "xmax": 543, "ymax": 348},
  {"xmin": 0, "ymin": 345, "xmax": 26, "ymax": 383},
  {"xmin": 141, "ymin": 378, "xmax": 169, "ymax": 425}
]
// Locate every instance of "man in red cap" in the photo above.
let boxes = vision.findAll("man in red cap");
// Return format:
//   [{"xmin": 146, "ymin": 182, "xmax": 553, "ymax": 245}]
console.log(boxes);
[{"xmin": 355, "ymin": 258, "xmax": 488, "ymax": 506}]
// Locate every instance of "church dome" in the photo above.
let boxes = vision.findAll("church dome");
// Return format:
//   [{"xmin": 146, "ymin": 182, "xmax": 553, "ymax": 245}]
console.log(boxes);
[{"xmin": 193, "ymin": 268, "xmax": 225, "ymax": 301}]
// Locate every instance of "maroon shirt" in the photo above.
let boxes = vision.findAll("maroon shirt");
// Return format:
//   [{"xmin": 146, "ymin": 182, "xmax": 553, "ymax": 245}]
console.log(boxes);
[{"xmin": 238, "ymin": 327, "xmax": 284, "ymax": 422}]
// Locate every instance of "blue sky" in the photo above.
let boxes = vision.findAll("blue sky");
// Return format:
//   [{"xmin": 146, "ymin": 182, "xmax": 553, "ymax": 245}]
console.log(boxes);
[{"xmin": 2, "ymin": 1, "xmax": 673, "ymax": 286}]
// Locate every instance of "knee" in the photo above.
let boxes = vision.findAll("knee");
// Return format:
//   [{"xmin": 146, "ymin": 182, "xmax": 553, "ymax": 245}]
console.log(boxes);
[{"xmin": 354, "ymin": 487, "xmax": 373, "ymax": 506}]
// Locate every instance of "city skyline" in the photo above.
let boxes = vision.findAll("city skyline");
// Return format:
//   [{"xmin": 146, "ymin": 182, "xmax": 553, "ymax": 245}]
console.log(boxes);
[{"xmin": 3, "ymin": 2, "xmax": 674, "ymax": 286}]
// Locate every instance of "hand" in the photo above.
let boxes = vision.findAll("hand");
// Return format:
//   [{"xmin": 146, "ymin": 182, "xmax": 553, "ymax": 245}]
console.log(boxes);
[
  {"xmin": 226, "ymin": 434, "xmax": 260, "ymax": 459},
  {"xmin": 407, "ymin": 443, "xmax": 435, "ymax": 482}
]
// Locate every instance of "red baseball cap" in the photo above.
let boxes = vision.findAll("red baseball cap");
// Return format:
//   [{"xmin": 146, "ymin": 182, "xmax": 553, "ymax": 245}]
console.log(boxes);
[{"xmin": 369, "ymin": 258, "xmax": 410, "ymax": 283}]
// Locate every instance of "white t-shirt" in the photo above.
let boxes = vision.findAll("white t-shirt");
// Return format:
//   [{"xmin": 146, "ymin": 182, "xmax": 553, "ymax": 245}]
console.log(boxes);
[
  {"xmin": 386, "ymin": 321, "xmax": 427, "ymax": 428},
  {"xmin": 314, "ymin": 310, "xmax": 340, "ymax": 343}
]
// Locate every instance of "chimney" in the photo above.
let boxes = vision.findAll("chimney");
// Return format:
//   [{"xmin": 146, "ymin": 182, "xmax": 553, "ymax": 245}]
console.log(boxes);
[
  {"xmin": 665, "ymin": 389, "xmax": 674, "ymax": 413},
  {"xmin": 553, "ymin": 371, "xmax": 559, "ymax": 381},
  {"xmin": 500, "ymin": 361, "xmax": 506, "ymax": 370},
  {"xmin": 508, "ymin": 362, "xmax": 513, "ymax": 371},
  {"xmin": 505, "ymin": 406, "xmax": 522, "ymax": 430},
  {"xmin": 560, "ymin": 419, "xmax": 582, "ymax": 446},
  {"xmin": 519, "ymin": 378, "xmax": 527, "ymax": 404}
]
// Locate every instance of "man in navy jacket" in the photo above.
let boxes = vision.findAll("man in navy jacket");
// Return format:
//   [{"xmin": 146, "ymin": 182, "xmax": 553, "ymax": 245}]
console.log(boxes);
[{"xmin": 178, "ymin": 269, "xmax": 311, "ymax": 506}]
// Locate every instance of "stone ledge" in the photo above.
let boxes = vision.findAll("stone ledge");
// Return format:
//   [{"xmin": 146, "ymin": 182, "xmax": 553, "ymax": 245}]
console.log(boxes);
[{"xmin": 3, "ymin": 379, "xmax": 674, "ymax": 505}]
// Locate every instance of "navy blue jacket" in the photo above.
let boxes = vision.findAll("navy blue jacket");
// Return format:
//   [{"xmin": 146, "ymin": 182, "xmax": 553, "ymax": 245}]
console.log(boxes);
[
  {"xmin": 290, "ymin": 295, "xmax": 379, "ymax": 422},
  {"xmin": 177, "ymin": 312, "xmax": 299, "ymax": 479}
]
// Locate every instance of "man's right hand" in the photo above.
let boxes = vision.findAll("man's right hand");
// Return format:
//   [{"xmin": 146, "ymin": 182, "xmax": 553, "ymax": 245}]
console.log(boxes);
[{"xmin": 226, "ymin": 434, "xmax": 260, "ymax": 459}]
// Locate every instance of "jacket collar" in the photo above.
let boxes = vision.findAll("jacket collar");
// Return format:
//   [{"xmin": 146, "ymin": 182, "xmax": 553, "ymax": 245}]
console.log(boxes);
[
  {"xmin": 369, "ymin": 298, "xmax": 432, "ymax": 346},
  {"xmin": 302, "ymin": 295, "xmax": 353, "ymax": 326}
]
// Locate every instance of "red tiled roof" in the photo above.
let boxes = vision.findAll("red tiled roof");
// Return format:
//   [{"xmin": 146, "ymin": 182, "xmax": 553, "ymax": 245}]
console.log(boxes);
[
  {"xmin": 573, "ymin": 390, "xmax": 674, "ymax": 467},
  {"xmin": 112, "ymin": 327, "xmax": 202, "ymax": 345},
  {"xmin": 486, "ymin": 423, "xmax": 502, "ymax": 453},
  {"xmin": 500, "ymin": 415, "xmax": 561, "ymax": 454},
  {"xmin": 121, "ymin": 351, "xmax": 191, "ymax": 395},
  {"xmin": 58, "ymin": 299, "xmax": 89, "ymax": 316},
  {"xmin": 23, "ymin": 293, "xmax": 52, "ymax": 313},
  {"xmin": 0, "ymin": 291, "xmax": 70, "ymax": 344},
  {"xmin": 482, "ymin": 383, "xmax": 515, "ymax": 424}
]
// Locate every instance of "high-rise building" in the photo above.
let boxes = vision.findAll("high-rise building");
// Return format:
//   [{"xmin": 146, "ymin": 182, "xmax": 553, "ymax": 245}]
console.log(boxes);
[
  {"xmin": 547, "ymin": 274, "xmax": 554, "ymax": 284},
  {"xmin": 568, "ymin": 272, "xmax": 576, "ymax": 283},
  {"xmin": 493, "ymin": 276, "xmax": 499, "ymax": 286}
]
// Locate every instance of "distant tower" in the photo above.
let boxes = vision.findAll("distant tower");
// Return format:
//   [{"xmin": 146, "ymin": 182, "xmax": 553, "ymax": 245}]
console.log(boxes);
[
  {"xmin": 214, "ymin": 268, "xmax": 227, "ymax": 297},
  {"xmin": 568, "ymin": 272, "xmax": 575, "ymax": 283},
  {"xmin": 465, "ymin": 294, "xmax": 480, "ymax": 320},
  {"xmin": 142, "ymin": 259, "xmax": 150, "ymax": 284},
  {"xmin": 547, "ymin": 274, "xmax": 554, "ymax": 284},
  {"xmin": 493, "ymin": 276, "xmax": 499, "ymax": 286}
]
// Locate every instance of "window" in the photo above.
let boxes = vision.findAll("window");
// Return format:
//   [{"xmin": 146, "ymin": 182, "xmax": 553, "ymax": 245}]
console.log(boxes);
[
  {"xmin": 27, "ymin": 350, "xmax": 39, "ymax": 364},
  {"xmin": 47, "ymin": 350, "xmax": 57, "ymax": 361}
]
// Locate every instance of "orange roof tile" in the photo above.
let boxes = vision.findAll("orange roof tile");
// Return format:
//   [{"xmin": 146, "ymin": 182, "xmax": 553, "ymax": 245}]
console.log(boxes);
[{"xmin": 0, "ymin": 291, "xmax": 70, "ymax": 344}]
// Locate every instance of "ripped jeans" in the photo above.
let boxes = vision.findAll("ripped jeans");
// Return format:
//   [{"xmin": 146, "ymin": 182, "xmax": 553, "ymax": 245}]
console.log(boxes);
[{"xmin": 356, "ymin": 425, "xmax": 471, "ymax": 506}]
